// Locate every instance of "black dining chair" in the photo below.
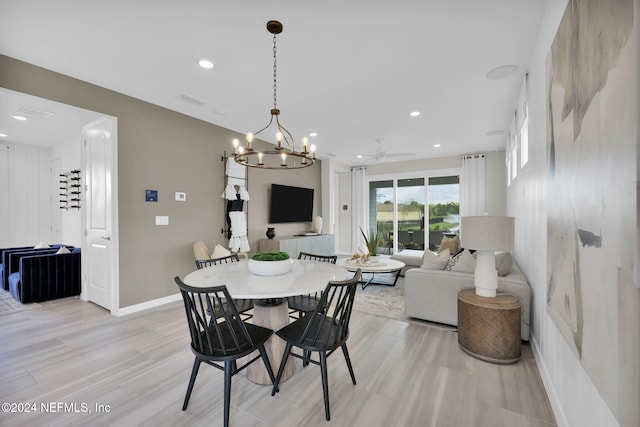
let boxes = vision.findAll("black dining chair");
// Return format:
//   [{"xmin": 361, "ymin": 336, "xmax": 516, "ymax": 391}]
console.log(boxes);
[
  {"xmin": 174, "ymin": 277, "xmax": 276, "ymax": 427},
  {"xmin": 195, "ymin": 253, "xmax": 254, "ymax": 319},
  {"xmin": 287, "ymin": 252, "xmax": 338, "ymax": 319},
  {"xmin": 271, "ymin": 269, "xmax": 362, "ymax": 421}
]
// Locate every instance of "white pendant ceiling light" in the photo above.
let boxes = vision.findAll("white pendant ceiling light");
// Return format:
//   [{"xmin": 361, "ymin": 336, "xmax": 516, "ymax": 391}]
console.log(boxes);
[{"xmin": 232, "ymin": 20, "xmax": 315, "ymax": 169}]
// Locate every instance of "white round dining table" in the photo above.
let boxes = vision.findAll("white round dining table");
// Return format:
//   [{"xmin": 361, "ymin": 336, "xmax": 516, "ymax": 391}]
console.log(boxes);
[{"xmin": 183, "ymin": 259, "xmax": 349, "ymax": 384}]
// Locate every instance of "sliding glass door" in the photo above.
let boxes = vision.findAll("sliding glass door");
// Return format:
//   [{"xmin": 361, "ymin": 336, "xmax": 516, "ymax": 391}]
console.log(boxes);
[
  {"xmin": 427, "ymin": 176, "xmax": 460, "ymax": 251},
  {"xmin": 368, "ymin": 170, "xmax": 459, "ymax": 254}
]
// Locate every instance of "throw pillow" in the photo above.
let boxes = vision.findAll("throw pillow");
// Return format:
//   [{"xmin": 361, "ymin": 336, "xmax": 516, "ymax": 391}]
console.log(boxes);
[
  {"xmin": 34, "ymin": 241, "xmax": 50, "ymax": 249},
  {"xmin": 420, "ymin": 248, "xmax": 450, "ymax": 270},
  {"xmin": 495, "ymin": 251, "xmax": 513, "ymax": 276},
  {"xmin": 445, "ymin": 248, "xmax": 476, "ymax": 273},
  {"xmin": 211, "ymin": 244, "xmax": 231, "ymax": 259},
  {"xmin": 56, "ymin": 246, "xmax": 70, "ymax": 254},
  {"xmin": 438, "ymin": 235, "xmax": 459, "ymax": 254}
]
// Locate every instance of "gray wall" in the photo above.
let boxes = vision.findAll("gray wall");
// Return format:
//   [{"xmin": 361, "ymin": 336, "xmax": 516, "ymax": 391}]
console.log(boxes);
[{"xmin": 0, "ymin": 54, "xmax": 321, "ymax": 308}]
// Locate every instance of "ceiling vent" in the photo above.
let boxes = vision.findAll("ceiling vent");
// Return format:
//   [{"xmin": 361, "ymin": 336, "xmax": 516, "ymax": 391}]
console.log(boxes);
[
  {"xmin": 177, "ymin": 93, "xmax": 206, "ymax": 106},
  {"xmin": 15, "ymin": 106, "xmax": 54, "ymax": 118}
]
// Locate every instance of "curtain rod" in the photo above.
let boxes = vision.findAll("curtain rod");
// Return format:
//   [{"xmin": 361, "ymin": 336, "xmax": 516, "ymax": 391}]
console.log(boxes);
[{"xmin": 462, "ymin": 154, "xmax": 485, "ymax": 159}]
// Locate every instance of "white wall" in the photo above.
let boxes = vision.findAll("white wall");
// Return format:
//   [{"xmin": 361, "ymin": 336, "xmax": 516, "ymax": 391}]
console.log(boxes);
[
  {"xmin": 0, "ymin": 143, "xmax": 51, "ymax": 246},
  {"xmin": 50, "ymin": 133, "xmax": 83, "ymax": 246},
  {"xmin": 507, "ymin": 0, "xmax": 627, "ymax": 426}
]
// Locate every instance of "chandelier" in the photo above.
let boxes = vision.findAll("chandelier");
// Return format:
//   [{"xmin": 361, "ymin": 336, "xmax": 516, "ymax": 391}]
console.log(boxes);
[{"xmin": 231, "ymin": 20, "xmax": 316, "ymax": 169}]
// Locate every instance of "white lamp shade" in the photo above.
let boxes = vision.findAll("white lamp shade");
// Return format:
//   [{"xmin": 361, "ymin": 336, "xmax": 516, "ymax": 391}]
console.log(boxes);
[{"xmin": 461, "ymin": 216, "xmax": 514, "ymax": 252}]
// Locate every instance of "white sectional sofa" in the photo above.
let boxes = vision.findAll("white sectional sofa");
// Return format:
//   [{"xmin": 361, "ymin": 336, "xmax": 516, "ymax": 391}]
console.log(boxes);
[{"xmin": 404, "ymin": 257, "xmax": 532, "ymax": 341}]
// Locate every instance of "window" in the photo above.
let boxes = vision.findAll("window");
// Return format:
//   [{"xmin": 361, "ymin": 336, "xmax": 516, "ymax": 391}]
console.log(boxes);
[{"xmin": 368, "ymin": 171, "xmax": 459, "ymax": 254}]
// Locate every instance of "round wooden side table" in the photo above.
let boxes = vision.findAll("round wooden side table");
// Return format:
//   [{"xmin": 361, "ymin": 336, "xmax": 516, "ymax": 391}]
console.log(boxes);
[{"xmin": 457, "ymin": 288, "xmax": 521, "ymax": 364}]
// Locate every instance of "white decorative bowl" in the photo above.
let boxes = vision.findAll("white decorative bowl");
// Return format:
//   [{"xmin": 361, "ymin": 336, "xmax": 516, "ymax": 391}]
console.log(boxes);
[{"xmin": 247, "ymin": 258, "xmax": 293, "ymax": 276}]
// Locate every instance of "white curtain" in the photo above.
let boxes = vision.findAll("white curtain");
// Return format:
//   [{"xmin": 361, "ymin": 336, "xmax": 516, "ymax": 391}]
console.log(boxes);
[
  {"xmin": 461, "ymin": 154, "xmax": 485, "ymax": 217},
  {"xmin": 351, "ymin": 167, "xmax": 367, "ymax": 253}
]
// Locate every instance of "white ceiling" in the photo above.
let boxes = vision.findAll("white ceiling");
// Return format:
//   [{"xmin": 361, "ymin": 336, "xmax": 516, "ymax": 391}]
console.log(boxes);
[{"xmin": 0, "ymin": 0, "xmax": 547, "ymax": 166}]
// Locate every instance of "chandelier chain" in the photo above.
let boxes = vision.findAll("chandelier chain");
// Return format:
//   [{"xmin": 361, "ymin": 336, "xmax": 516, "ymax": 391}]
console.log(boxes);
[{"xmin": 272, "ymin": 33, "xmax": 278, "ymax": 111}]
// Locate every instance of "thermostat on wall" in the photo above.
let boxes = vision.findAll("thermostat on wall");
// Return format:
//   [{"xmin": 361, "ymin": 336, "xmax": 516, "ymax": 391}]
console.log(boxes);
[{"xmin": 175, "ymin": 192, "xmax": 186, "ymax": 201}]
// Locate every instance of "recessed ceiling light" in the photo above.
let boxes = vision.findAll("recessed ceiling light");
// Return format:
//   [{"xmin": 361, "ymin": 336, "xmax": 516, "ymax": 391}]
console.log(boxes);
[
  {"xmin": 309, "ymin": 132, "xmax": 318, "ymax": 137},
  {"xmin": 198, "ymin": 59, "xmax": 214, "ymax": 69},
  {"xmin": 409, "ymin": 111, "xmax": 420, "ymax": 117},
  {"xmin": 356, "ymin": 154, "xmax": 363, "ymax": 158},
  {"xmin": 11, "ymin": 115, "xmax": 27, "ymax": 121},
  {"xmin": 0, "ymin": 133, "xmax": 7, "ymax": 138},
  {"xmin": 486, "ymin": 65, "xmax": 518, "ymax": 80},
  {"xmin": 433, "ymin": 144, "xmax": 441, "ymax": 148}
]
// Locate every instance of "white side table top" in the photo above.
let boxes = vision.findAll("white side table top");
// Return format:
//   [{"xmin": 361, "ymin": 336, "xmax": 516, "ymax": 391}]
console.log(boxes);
[
  {"xmin": 336, "ymin": 257, "xmax": 405, "ymax": 273},
  {"xmin": 183, "ymin": 259, "xmax": 349, "ymax": 299}
]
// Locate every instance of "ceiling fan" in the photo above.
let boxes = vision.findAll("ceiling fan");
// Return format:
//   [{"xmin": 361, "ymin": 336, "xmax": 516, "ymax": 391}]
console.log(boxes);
[{"xmin": 360, "ymin": 138, "xmax": 414, "ymax": 162}]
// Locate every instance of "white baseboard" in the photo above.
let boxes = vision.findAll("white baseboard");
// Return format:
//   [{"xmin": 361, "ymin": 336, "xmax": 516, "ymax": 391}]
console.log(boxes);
[
  {"xmin": 530, "ymin": 332, "xmax": 568, "ymax": 427},
  {"xmin": 113, "ymin": 292, "xmax": 182, "ymax": 316}
]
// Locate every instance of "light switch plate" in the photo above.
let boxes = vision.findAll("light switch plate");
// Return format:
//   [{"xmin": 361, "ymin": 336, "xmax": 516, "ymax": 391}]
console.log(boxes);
[
  {"xmin": 155, "ymin": 216, "xmax": 169, "ymax": 226},
  {"xmin": 175, "ymin": 192, "xmax": 186, "ymax": 201}
]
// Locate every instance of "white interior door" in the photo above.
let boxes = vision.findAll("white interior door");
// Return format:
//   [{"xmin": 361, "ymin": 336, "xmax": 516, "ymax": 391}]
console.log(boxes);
[{"xmin": 82, "ymin": 117, "xmax": 117, "ymax": 311}]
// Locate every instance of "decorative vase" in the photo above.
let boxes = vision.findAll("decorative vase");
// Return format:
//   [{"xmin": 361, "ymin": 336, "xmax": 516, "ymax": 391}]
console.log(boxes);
[
  {"xmin": 266, "ymin": 227, "xmax": 276, "ymax": 239},
  {"xmin": 312, "ymin": 216, "xmax": 323, "ymax": 234}
]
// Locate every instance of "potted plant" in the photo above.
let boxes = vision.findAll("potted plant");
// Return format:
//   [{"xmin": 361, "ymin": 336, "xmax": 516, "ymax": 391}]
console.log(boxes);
[
  {"xmin": 360, "ymin": 228, "xmax": 382, "ymax": 257},
  {"xmin": 248, "ymin": 251, "xmax": 293, "ymax": 276}
]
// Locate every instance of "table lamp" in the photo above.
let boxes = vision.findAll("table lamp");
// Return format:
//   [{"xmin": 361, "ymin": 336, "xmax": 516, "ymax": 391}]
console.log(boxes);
[{"xmin": 461, "ymin": 216, "xmax": 514, "ymax": 297}]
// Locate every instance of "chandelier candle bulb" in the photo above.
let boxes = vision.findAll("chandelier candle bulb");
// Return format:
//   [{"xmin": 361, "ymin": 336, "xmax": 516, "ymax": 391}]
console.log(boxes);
[
  {"xmin": 246, "ymin": 132, "xmax": 254, "ymax": 149},
  {"xmin": 258, "ymin": 152, "xmax": 264, "ymax": 165},
  {"xmin": 232, "ymin": 138, "xmax": 239, "ymax": 154},
  {"xmin": 281, "ymin": 153, "xmax": 287, "ymax": 166},
  {"xmin": 311, "ymin": 144, "xmax": 316, "ymax": 159}
]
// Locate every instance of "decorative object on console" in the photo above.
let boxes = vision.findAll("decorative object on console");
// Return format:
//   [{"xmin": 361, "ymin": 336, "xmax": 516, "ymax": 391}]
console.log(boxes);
[
  {"xmin": 266, "ymin": 227, "xmax": 276, "ymax": 239},
  {"xmin": 460, "ymin": 216, "xmax": 514, "ymax": 297},
  {"xmin": 312, "ymin": 216, "xmax": 323, "ymax": 234},
  {"xmin": 231, "ymin": 20, "xmax": 316, "ymax": 169},
  {"xmin": 248, "ymin": 251, "xmax": 293, "ymax": 276}
]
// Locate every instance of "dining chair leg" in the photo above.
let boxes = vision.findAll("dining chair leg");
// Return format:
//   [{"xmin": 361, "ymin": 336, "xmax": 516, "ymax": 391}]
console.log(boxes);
[
  {"xmin": 182, "ymin": 358, "xmax": 202, "ymax": 410},
  {"xmin": 223, "ymin": 361, "xmax": 233, "ymax": 427},
  {"xmin": 319, "ymin": 351, "xmax": 331, "ymax": 421},
  {"xmin": 341, "ymin": 344, "xmax": 357, "ymax": 385},
  {"xmin": 302, "ymin": 350, "xmax": 311, "ymax": 367},
  {"xmin": 258, "ymin": 344, "xmax": 277, "ymax": 386},
  {"xmin": 271, "ymin": 342, "xmax": 292, "ymax": 396}
]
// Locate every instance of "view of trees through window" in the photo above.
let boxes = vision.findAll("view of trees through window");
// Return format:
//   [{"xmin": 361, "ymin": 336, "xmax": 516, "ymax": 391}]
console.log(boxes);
[{"xmin": 369, "ymin": 175, "xmax": 459, "ymax": 253}]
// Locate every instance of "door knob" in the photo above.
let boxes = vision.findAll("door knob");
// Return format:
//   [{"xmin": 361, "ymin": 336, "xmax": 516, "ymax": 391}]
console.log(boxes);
[{"xmin": 101, "ymin": 236, "xmax": 111, "ymax": 241}]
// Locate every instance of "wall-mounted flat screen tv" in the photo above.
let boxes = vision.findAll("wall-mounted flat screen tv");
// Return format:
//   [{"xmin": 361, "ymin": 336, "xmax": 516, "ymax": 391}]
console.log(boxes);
[{"xmin": 269, "ymin": 184, "xmax": 314, "ymax": 223}]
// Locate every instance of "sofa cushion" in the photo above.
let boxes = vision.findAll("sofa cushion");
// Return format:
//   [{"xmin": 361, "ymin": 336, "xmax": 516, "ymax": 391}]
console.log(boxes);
[
  {"xmin": 56, "ymin": 246, "xmax": 71, "ymax": 254},
  {"xmin": 33, "ymin": 242, "xmax": 50, "ymax": 249},
  {"xmin": 445, "ymin": 248, "xmax": 476, "ymax": 273},
  {"xmin": 438, "ymin": 235, "xmax": 459, "ymax": 254},
  {"xmin": 495, "ymin": 251, "xmax": 513, "ymax": 276},
  {"xmin": 421, "ymin": 248, "xmax": 450, "ymax": 270},
  {"xmin": 8, "ymin": 271, "xmax": 21, "ymax": 300}
]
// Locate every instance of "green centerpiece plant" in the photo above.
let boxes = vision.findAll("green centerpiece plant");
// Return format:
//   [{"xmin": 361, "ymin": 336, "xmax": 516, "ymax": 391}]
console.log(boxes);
[{"xmin": 251, "ymin": 251, "xmax": 290, "ymax": 261}]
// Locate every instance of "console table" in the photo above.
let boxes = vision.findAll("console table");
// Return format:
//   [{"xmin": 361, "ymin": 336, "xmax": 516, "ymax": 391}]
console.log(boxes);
[
  {"xmin": 457, "ymin": 288, "xmax": 521, "ymax": 364},
  {"xmin": 258, "ymin": 234, "xmax": 334, "ymax": 257}
]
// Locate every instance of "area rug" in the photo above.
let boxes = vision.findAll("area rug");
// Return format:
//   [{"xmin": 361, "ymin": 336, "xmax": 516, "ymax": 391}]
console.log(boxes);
[
  {"xmin": 353, "ymin": 274, "xmax": 408, "ymax": 321},
  {"xmin": 0, "ymin": 289, "xmax": 39, "ymax": 315},
  {"xmin": 352, "ymin": 275, "xmax": 457, "ymax": 332}
]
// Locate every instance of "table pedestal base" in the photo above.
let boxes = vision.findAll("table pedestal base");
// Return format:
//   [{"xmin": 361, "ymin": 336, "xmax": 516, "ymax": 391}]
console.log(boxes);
[{"xmin": 247, "ymin": 301, "xmax": 295, "ymax": 384}]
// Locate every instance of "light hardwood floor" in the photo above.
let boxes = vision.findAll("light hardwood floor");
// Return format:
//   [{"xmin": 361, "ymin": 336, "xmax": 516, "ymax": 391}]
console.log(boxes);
[{"xmin": 0, "ymin": 293, "xmax": 556, "ymax": 427}]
